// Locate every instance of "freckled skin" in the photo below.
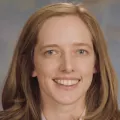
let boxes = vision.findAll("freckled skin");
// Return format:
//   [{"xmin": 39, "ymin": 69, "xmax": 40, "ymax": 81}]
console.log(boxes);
[{"xmin": 32, "ymin": 15, "xmax": 96, "ymax": 106}]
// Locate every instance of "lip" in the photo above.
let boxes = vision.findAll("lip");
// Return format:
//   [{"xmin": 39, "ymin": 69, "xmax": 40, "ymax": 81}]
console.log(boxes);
[
  {"xmin": 53, "ymin": 77, "xmax": 81, "ymax": 81},
  {"xmin": 53, "ymin": 77, "xmax": 81, "ymax": 90}
]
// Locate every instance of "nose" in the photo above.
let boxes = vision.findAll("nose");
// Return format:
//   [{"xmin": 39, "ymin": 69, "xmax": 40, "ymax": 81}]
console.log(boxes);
[{"xmin": 59, "ymin": 54, "xmax": 74, "ymax": 73}]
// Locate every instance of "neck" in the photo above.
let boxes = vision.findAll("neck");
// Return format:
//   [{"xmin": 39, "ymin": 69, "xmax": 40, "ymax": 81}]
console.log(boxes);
[{"xmin": 41, "ymin": 96, "xmax": 86, "ymax": 120}]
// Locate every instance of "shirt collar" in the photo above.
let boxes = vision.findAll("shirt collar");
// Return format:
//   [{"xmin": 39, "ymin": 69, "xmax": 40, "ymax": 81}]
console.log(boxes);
[{"xmin": 41, "ymin": 112, "xmax": 46, "ymax": 120}]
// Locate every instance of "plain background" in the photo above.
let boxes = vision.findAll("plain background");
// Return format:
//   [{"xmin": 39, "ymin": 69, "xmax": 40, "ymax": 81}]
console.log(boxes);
[{"xmin": 0, "ymin": 0, "xmax": 120, "ymax": 110}]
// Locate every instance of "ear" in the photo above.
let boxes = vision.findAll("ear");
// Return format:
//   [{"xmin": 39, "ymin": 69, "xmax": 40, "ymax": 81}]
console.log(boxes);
[
  {"xmin": 32, "ymin": 70, "xmax": 37, "ymax": 77},
  {"xmin": 93, "ymin": 66, "xmax": 97, "ymax": 74},
  {"xmin": 93, "ymin": 64, "xmax": 99, "ymax": 74}
]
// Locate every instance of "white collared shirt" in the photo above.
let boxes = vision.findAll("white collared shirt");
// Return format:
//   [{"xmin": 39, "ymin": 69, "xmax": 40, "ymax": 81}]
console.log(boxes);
[{"xmin": 41, "ymin": 113, "xmax": 46, "ymax": 120}]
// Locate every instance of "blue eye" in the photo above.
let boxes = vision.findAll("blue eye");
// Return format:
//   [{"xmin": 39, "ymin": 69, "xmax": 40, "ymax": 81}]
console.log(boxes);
[
  {"xmin": 44, "ymin": 50, "xmax": 57, "ymax": 55},
  {"xmin": 77, "ymin": 49, "xmax": 87, "ymax": 55}
]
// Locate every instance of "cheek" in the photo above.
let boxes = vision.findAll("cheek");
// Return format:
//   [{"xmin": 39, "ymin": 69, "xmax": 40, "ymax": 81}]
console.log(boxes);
[
  {"xmin": 34, "ymin": 56, "xmax": 60, "ymax": 76},
  {"xmin": 33, "ymin": 58, "xmax": 58, "ymax": 88},
  {"xmin": 79, "ymin": 59, "xmax": 95, "ymax": 87},
  {"xmin": 75, "ymin": 58, "xmax": 95, "ymax": 74}
]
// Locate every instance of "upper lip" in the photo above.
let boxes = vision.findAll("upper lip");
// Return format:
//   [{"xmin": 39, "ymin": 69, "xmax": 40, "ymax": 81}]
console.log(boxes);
[{"xmin": 53, "ymin": 77, "xmax": 80, "ymax": 80}]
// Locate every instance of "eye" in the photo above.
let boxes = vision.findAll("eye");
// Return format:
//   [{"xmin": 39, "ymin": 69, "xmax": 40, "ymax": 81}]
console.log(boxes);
[
  {"xmin": 44, "ymin": 50, "xmax": 57, "ymax": 56},
  {"xmin": 77, "ymin": 49, "xmax": 88, "ymax": 55}
]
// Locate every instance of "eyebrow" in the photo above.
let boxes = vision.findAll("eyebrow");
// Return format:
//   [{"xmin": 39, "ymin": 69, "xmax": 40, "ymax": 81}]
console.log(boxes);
[
  {"xmin": 72, "ymin": 43, "xmax": 93, "ymax": 50},
  {"xmin": 39, "ymin": 44, "xmax": 59, "ymax": 51},
  {"xmin": 39, "ymin": 43, "xmax": 93, "ymax": 51}
]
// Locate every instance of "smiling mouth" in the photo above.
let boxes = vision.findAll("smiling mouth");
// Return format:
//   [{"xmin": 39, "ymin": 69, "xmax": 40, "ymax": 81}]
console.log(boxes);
[{"xmin": 53, "ymin": 79, "xmax": 80, "ymax": 86}]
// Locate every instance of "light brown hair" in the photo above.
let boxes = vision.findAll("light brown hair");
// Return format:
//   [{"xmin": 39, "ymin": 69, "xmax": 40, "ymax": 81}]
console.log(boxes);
[{"xmin": 0, "ymin": 2, "xmax": 120, "ymax": 120}]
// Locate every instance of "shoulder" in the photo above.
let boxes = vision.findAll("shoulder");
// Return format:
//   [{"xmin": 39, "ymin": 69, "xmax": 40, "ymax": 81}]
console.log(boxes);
[
  {"xmin": 0, "ymin": 110, "xmax": 24, "ymax": 120},
  {"xmin": 115, "ymin": 110, "xmax": 120, "ymax": 120},
  {"xmin": 118, "ymin": 110, "xmax": 120, "ymax": 117}
]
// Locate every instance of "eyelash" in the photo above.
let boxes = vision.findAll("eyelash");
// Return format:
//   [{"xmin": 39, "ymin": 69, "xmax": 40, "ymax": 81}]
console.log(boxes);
[
  {"xmin": 44, "ymin": 50, "xmax": 58, "ymax": 56},
  {"xmin": 43, "ymin": 49, "xmax": 88, "ymax": 56},
  {"xmin": 77, "ymin": 49, "xmax": 88, "ymax": 55}
]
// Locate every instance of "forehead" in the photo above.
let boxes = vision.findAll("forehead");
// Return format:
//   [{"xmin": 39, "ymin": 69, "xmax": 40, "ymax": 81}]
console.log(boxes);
[{"xmin": 37, "ymin": 15, "xmax": 93, "ymax": 47}]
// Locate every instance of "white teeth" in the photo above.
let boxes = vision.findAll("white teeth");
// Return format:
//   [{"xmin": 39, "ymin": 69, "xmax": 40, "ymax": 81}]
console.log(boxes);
[
  {"xmin": 68, "ymin": 80, "xmax": 71, "ymax": 85},
  {"xmin": 54, "ymin": 79, "xmax": 79, "ymax": 86}
]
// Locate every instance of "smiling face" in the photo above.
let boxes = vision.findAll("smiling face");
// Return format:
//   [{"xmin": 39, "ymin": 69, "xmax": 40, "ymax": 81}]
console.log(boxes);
[{"xmin": 32, "ymin": 15, "xmax": 96, "ymax": 105}]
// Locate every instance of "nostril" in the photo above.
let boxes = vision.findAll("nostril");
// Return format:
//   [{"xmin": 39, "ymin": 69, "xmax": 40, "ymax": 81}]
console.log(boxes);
[
  {"xmin": 60, "ymin": 67, "xmax": 74, "ymax": 73},
  {"xmin": 59, "ymin": 63, "xmax": 74, "ymax": 73}
]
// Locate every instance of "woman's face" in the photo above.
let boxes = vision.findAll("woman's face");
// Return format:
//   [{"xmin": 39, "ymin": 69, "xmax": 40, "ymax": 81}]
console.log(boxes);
[{"xmin": 33, "ymin": 15, "xmax": 96, "ymax": 105}]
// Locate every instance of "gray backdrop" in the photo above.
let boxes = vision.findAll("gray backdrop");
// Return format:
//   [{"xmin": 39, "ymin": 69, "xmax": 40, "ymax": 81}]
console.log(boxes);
[{"xmin": 0, "ymin": 0, "xmax": 120, "ymax": 110}]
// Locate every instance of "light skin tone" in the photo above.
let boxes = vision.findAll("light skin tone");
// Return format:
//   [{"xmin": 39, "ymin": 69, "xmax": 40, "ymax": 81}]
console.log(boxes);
[{"xmin": 32, "ymin": 15, "xmax": 96, "ymax": 120}]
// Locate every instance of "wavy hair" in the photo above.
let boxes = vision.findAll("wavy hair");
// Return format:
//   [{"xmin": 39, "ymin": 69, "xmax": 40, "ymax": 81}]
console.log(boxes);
[{"xmin": 0, "ymin": 2, "xmax": 120, "ymax": 120}]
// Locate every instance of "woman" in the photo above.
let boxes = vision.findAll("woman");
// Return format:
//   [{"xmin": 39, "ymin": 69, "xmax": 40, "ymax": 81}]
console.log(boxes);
[{"xmin": 0, "ymin": 2, "xmax": 120, "ymax": 120}]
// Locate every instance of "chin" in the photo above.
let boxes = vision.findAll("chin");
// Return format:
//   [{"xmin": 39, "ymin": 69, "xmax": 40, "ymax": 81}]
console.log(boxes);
[{"xmin": 53, "ymin": 95, "xmax": 83, "ymax": 105}]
